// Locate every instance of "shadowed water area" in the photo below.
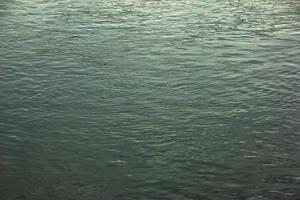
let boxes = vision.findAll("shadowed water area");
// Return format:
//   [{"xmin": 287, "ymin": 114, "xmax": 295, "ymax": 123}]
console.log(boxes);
[{"xmin": 0, "ymin": 0, "xmax": 300, "ymax": 199}]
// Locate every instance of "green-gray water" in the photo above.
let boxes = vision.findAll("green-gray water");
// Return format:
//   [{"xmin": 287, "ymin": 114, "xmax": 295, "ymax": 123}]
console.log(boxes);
[{"xmin": 1, "ymin": 0, "xmax": 300, "ymax": 199}]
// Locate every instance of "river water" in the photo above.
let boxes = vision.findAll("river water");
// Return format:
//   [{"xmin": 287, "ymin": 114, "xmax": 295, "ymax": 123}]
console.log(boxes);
[{"xmin": 0, "ymin": 0, "xmax": 300, "ymax": 199}]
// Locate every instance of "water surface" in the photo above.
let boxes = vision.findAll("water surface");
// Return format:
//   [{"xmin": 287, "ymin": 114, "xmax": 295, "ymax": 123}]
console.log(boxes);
[{"xmin": 0, "ymin": 0, "xmax": 300, "ymax": 199}]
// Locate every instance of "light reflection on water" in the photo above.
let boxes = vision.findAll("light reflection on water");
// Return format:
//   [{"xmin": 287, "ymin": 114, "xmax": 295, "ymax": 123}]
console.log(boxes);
[{"xmin": 0, "ymin": 0, "xmax": 300, "ymax": 199}]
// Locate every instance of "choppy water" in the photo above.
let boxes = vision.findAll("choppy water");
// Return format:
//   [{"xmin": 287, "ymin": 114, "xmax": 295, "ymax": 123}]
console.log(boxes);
[{"xmin": 1, "ymin": 0, "xmax": 300, "ymax": 199}]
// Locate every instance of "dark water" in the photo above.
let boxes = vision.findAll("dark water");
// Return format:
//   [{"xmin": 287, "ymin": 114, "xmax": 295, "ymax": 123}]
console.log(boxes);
[{"xmin": 1, "ymin": 0, "xmax": 300, "ymax": 199}]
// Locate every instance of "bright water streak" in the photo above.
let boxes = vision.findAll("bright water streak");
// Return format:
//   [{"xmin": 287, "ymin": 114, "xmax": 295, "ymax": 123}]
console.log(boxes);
[{"xmin": 0, "ymin": 0, "xmax": 300, "ymax": 199}]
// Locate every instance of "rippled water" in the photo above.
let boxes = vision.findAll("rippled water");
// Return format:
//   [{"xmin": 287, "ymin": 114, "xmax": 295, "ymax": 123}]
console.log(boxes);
[{"xmin": 1, "ymin": 0, "xmax": 300, "ymax": 199}]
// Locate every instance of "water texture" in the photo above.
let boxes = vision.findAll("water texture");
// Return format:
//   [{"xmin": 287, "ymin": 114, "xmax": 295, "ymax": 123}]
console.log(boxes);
[{"xmin": 0, "ymin": 0, "xmax": 300, "ymax": 199}]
